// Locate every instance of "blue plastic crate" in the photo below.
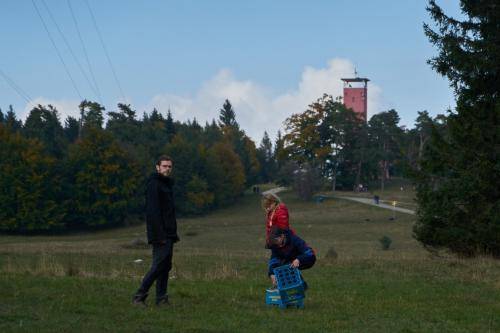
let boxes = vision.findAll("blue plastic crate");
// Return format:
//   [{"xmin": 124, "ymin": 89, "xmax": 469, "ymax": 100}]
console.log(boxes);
[
  {"xmin": 265, "ymin": 265, "xmax": 305, "ymax": 309},
  {"xmin": 266, "ymin": 288, "xmax": 304, "ymax": 308},
  {"xmin": 274, "ymin": 265, "xmax": 303, "ymax": 289}
]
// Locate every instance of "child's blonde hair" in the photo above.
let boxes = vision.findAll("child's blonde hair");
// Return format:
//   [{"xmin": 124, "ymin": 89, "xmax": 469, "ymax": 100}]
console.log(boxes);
[{"xmin": 261, "ymin": 193, "xmax": 281, "ymax": 210}]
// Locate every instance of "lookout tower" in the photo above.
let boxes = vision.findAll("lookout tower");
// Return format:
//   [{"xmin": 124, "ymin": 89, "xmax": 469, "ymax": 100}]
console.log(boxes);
[{"xmin": 341, "ymin": 76, "xmax": 369, "ymax": 122}]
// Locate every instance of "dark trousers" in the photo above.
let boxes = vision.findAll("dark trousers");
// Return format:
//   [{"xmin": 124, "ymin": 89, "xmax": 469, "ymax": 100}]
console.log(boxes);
[{"xmin": 137, "ymin": 239, "xmax": 174, "ymax": 302}]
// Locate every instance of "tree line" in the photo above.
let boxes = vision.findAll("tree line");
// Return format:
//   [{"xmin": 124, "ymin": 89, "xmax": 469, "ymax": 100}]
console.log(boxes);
[
  {"xmin": 1, "ymin": 95, "xmax": 435, "ymax": 233},
  {"xmin": 0, "ymin": 100, "xmax": 261, "ymax": 232}
]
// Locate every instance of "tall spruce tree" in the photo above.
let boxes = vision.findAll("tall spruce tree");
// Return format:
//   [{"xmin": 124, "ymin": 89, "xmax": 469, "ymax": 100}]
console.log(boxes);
[
  {"xmin": 5, "ymin": 105, "xmax": 22, "ymax": 131},
  {"xmin": 257, "ymin": 131, "xmax": 276, "ymax": 182},
  {"xmin": 165, "ymin": 109, "xmax": 176, "ymax": 143},
  {"xmin": 218, "ymin": 99, "xmax": 238, "ymax": 129},
  {"xmin": 414, "ymin": 0, "xmax": 500, "ymax": 257}
]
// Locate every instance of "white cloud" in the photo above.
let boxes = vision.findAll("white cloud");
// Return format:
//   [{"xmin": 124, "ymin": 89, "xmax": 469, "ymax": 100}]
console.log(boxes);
[
  {"xmin": 23, "ymin": 58, "xmax": 384, "ymax": 141},
  {"xmin": 148, "ymin": 58, "xmax": 384, "ymax": 142}
]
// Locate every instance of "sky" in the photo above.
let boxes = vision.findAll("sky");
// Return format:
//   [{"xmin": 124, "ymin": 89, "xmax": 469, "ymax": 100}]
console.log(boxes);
[{"xmin": 0, "ymin": 0, "xmax": 462, "ymax": 142}]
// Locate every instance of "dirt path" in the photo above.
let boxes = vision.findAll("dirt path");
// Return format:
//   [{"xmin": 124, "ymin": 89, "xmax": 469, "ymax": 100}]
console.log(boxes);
[
  {"xmin": 262, "ymin": 187, "xmax": 415, "ymax": 215},
  {"xmin": 337, "ymin": 196, "xmax": 415, "ymax": 215}
]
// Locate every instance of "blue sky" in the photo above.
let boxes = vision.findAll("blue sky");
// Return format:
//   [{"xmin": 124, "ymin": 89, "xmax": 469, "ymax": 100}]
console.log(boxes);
[{"xmin": 0, "ymin": 1, "xmax": 462, "ymax": 141}]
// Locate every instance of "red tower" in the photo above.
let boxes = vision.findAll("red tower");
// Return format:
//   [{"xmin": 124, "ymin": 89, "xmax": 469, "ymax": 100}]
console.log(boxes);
[{"xmin": 341, "ymin": 77, "xmax": 369, "ymax": 122}]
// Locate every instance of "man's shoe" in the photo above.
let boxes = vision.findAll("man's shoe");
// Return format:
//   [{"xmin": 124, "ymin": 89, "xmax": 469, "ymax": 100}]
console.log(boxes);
[
  {"xmin": 156, "ymin": 297, "xmax": 170, "ymax": 306},
  {"xmin": 132, "ymin": 293, "xmax": 148, "ymax": 307}
]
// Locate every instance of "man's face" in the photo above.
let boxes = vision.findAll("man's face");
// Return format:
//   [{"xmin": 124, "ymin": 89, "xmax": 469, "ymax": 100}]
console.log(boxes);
[{"xmin": 156, "ymin": 160, "xmax": 173, "ymax": 177}]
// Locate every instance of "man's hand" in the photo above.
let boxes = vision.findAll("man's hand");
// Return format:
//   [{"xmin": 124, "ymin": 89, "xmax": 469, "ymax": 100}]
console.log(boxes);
[
  {"xmin": 270, "ymin": 274, "xmax": 277, "ymax": 287},
  {"xmin": 290, "ymin": 259, "xmax": 300, "ymax": 268}
]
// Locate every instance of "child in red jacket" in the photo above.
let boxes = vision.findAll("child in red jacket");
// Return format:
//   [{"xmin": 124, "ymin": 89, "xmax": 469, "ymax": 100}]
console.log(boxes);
[{"xmin": 261, "ymin": 193, "xmax": 295, "ymax": 248}]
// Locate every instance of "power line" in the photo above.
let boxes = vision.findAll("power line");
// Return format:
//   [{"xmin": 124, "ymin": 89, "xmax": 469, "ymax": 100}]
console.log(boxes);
[
  {"xmin": 0, "ymin": 68, "xmax": 36, "ymax": 108},
  {"xmin": 84, "ymin": 0, "xmax": 126, "ymax": 103},
  {"xmin": 31, "ymin": 0, "xmax": 83, "ymax": 101},
  {"xmin": 40, "ymin": 0, "xmax": 101, "ymax": 103},
  {"xmin": 67, "ymin": 0, "xmax": 103, "ymax": 104}
]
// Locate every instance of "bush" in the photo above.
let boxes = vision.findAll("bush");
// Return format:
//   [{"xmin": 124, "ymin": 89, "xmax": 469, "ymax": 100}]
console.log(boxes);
[
  {"xmin": 379, "ymin": 235, "xmax": 392, "ymax": 250},
  {"xmin": 325, "ymin": 246, "xmax": 338, "ymax": 259}
]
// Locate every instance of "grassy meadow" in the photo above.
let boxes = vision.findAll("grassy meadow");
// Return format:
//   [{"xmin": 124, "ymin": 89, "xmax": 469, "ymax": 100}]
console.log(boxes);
[{"xmin": 1, "ymin": 183, "xmax": 499, "ymax": 332}]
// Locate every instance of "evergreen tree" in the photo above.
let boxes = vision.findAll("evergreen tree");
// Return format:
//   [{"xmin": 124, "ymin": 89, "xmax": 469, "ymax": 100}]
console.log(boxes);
[
  {"xmin": 274, "ymin": 130, "xmax": 288, "ymax": 172},
  {"xmin": 257, "ymin": 131, "xmax": 276, "ymax": 182},
  {"xmin": 0, "ymin": 108, "xmax": 4, "ymax": 123},
  {"xmin": 106, "ymin": 103, "xmax": 140, "ymax": 143},
  {"xmin": 217, "ymin": 99, "xmax": 259, "ymax": 186},
  {"xmin": 414, "ymin": 0, "xmax": 500, "ymax": 257},
  {"xmin": 79, "ymin": 100, "xmax": 104, "ymax": 132},
  {"xmin": 0, "ymin": 125, "xmax": 65, "ymax": 232},
  {"xmin": 65, "ymin": 128, "xmax": 140, "ymax": 228},
  {"xmin": 368, "ymin": 109, "xmax": 404, "ymax": 191},
  {"xmin": 204, "ymin": 120, "xmax": 223, "ymax": 146},
  {"xmin": 165, "ymin": 109, "xmax": 176, "ymax": 143},
  {"xmin": 139, "ymin": 108, "xmax": 168, "ymax": 170},
  {"xmin": 23, "ymin": 105, "xmax": 67, "ymax": 158},
  {"xmin": 218, "ymin": 99, "xmax": 238, "ymax": 129},
  {"xmin": 5, "ymin": 105, "xmax": 22, "ymax": 131},
  {"xmin": 163, "ymin": 134, "xmax": 205, "ymax": 213},
  {"xmin": 64, "ymin": 116, "xmax": 80, "ymax": 143}
]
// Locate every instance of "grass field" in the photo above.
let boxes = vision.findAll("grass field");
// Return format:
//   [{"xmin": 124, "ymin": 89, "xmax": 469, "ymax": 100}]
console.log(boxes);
[{"xmin": 1, "ymin": 183, "xmax": 499, "ymax": 332}]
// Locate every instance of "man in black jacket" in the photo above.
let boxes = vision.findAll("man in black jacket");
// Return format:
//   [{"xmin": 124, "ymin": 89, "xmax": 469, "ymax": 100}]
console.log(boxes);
[{"xmin": 133, "ymin": 155, "xmax": 179, "ymax": 306}]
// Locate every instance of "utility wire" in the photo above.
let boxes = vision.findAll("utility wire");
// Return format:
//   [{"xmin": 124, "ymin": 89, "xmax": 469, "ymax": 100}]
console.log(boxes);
[
  {"xmin": 67, "ymin": 0, "xmax": 103, "ymax": 104},
  {"xmin": 31, "ymin": 0, "xmax": 83, "ymax": 101},
  {"xmin": 0, "ymin": 68, "xmax": 36, "ymax": 108},
  {"xmin": 40, "ymin": 0, "xmax": 100, "ymax": 103},
  {"xmin": 84, "ymin": 0, "xmax": 126, "ymax": 103}
]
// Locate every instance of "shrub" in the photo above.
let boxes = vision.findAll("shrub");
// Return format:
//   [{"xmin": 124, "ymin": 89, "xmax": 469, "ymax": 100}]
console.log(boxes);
[{"xmin": 379, "ymin": 235, "xmax": 392, "ymax": 250}]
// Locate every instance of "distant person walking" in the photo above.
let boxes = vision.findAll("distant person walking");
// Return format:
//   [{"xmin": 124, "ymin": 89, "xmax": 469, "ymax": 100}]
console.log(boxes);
[
  {"xmin": 261, "ymin": 193, "xmax": 294, "ymax": 248},
  {"xmin": 133, "ymin": 155, "xmax": 179, "ymax": 306}
]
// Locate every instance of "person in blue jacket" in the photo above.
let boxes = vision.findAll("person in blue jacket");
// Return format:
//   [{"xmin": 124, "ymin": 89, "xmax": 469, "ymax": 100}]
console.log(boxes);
[{"xmin": 267, "ymin": 227, "xmax": 316, "ymax": 288}]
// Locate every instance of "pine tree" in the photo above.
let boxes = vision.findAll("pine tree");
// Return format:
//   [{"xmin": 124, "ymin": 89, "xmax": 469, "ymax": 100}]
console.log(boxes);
[
  {"xmin": 414, "ymin": 0, "xmax": 500, "ymax": 257},
  {"xmin": 257, "ymin": 131, "xmax": 276, "ymax": 182},
  {"xmin": 5, "ymin": 105, "xmax": 22, "ymax": 131},
  {"xmin": 165, "ymin": 109, "xmax": 176, "ymax": 143},
  {"xmin": 218, "ymin": 99, "xmax": 238, "ymax": 129}
]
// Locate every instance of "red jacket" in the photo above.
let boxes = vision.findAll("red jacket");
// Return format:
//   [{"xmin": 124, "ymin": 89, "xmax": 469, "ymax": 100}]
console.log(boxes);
[{"xmin": 266, "ymin": 203, "xmax": 294, "ymax": 241}]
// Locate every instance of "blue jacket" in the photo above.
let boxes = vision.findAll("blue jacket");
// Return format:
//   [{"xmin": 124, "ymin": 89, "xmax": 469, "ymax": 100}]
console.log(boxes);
[{"xmin": 268, "ymin": 231, "xmax": 316, "ymax": 276}]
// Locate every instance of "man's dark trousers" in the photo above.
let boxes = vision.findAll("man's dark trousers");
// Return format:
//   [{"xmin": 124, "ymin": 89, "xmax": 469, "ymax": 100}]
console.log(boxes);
[{"xmin": 137, "ymin": 239, "xmax": 174, "ymax": 303}]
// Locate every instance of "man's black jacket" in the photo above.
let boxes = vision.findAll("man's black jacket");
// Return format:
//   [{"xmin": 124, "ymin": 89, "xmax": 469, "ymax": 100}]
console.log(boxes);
[{"xmin": 145, "ymin": 173, "xmax": 179, "ymax": 244}]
